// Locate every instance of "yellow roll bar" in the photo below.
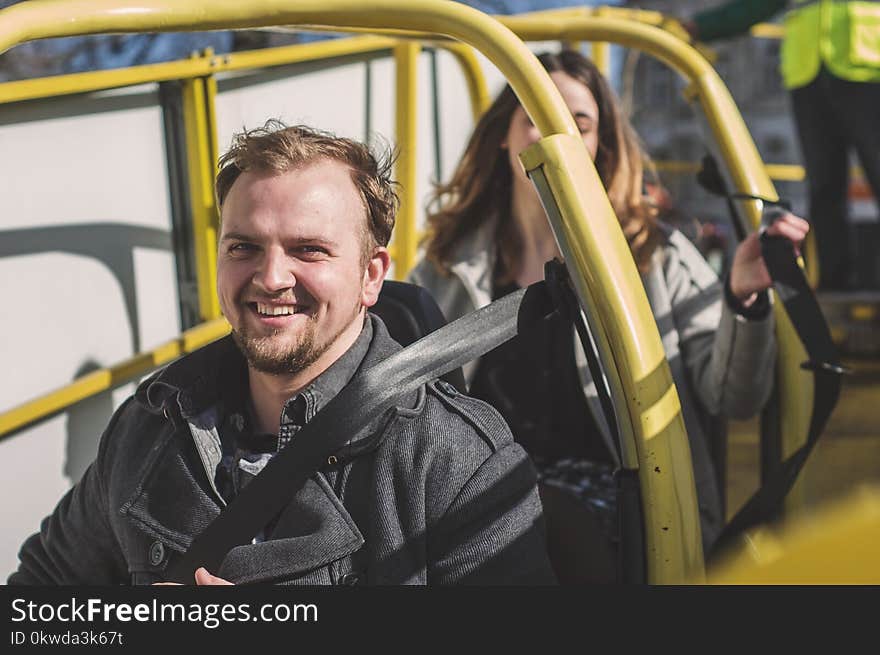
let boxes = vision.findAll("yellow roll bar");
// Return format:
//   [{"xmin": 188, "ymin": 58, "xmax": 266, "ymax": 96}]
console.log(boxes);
[
  {"xmin": 0, "ymin": 34, "xmax": 398, "ymax": 105},
  {"xmin": 0, "ymin": 319, "xmax": 230, "ymax": 439},
  {"xmin": 0, "ymin": 0, "xmax": 577, "ymax": 138},
  {"xmin": 706, "ymin": 484, "xmax": 880, "ymax": 584},
  {"xmin": 393, "ymin": 41, "xmax": 420, "ymax": 277},
  {"xmin": 0, "ymin": 0, "xmax": 701, "ymax": 583}
]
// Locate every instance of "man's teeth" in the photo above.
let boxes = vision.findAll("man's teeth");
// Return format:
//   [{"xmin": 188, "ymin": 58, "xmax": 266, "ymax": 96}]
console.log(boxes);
[{"xmin": 256, "ymin": 303, "xmax": 296, "ymax": 316}]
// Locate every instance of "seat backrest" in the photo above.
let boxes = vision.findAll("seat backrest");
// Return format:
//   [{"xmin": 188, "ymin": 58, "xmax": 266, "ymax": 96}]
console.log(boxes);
[{"xmin": 371, "ymin": 280, "xmax": 468, "ymax": 392}]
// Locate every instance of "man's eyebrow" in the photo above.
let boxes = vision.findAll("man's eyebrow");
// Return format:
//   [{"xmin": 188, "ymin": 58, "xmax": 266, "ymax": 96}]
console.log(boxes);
[
  {"xmin": 294, "ymin": 235, "xmax": 339, "ymax": 249},
  {"xmin": 220, "ymin": 232, "xmax": 339, "ymax": 247},
  {"xmin": 220, "ymin": 231, "xmax": 254, "ymax": 242}
]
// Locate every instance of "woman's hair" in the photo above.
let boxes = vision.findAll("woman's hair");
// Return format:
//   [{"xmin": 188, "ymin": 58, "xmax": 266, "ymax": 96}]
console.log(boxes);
[{"xmin": 424, "ymin": 49, "xmax": 661, "ymax": 280}]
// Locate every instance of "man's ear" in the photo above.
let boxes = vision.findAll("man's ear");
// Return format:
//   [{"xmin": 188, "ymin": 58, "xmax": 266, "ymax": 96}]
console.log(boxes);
[{"xmin": 361, "ymin": 247, "xmax": 391, "ymax": 308}]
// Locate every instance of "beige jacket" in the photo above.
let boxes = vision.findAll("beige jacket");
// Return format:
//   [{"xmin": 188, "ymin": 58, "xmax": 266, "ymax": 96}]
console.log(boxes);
[{"xmin": 408, "ymin": 219, "xmax": 776, "ymax": 550}]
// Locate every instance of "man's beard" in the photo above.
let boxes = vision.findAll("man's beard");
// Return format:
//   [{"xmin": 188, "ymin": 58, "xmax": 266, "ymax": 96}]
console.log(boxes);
[
  {"xmin": 231, "ymin": 301, "xmax": 362, "ymax": 376},
  {"xmin": 231, "ymin": 314, "xmax": 326, "ymax": 376}
]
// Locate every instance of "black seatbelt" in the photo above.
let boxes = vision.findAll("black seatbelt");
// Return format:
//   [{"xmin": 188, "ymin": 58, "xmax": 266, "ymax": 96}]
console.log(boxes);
[
  {"xmin": 544, "ymin": 259, "xmax": 622, "ymax": 463},
  {"xmin": 696, "ymin": 154, "xmax": 846, "ymax": 555},
  {"xmin": 167, "ymin": 283, "xmax": 555, "ymax": 583}
]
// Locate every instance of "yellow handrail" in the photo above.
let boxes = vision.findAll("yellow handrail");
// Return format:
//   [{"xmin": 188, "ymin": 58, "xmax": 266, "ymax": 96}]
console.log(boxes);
[
  {"xmin": 393, "ymin": 41, "xmax": 421, "ymax": 277},
  {"xmin": 0, "ymin": 34, "xmax": 398, "ymax": 105},
  {"xmin": 0, "ymin": 318, "xmax": 230, "ymax": 440},
  {"xmin": 653, "ymin": 160, "xmax": 810, "ymax": 183},
  {"xmin": 0, "ymin": 0, "xmax": 578, "ymax": 139}
]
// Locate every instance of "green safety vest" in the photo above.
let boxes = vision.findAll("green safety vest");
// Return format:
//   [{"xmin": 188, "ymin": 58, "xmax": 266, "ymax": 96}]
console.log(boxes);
[{"xmin": 782, "ymin": 0, "xmax": 880, "ymax": 88}]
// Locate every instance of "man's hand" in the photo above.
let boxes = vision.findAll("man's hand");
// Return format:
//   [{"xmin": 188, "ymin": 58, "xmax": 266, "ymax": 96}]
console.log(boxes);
[
  {"xmin": 152, "ymin": 567, "xmax": 234, "ymax": 585},
  {"xmin": 729, "ymin": 211, "xmax": 810, "ymax": 306},
  {"xmin": 194, "ymin": 567, "xmax": 234, "ymax": 585}
]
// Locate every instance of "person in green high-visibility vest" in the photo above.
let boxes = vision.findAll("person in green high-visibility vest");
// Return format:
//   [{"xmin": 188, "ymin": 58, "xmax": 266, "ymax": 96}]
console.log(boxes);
[{"xmin": 683, "ymin": 1, "xmax": 880, "ymax": 291}]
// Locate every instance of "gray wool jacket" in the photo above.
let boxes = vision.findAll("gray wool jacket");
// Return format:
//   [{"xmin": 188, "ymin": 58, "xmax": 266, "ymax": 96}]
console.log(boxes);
[
  {"xmin": 9, "ymin": 314, "xmax": 556, "ymax": 586},
  {"xmin": 407, "ymin": 220, "xmax": 777, "ymax": 551}
]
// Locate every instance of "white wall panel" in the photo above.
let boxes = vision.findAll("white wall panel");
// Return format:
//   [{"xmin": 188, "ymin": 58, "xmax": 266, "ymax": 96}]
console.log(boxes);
[{"xmin": 0, "ymin": 87, "xmax": 180, "ymax": 578}]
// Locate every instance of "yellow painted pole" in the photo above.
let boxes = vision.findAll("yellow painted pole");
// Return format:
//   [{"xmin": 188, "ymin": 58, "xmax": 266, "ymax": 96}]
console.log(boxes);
[
  {"xmin": 0, "ymin": 318, "xmax": 230, "ymax": 440},
  {"xmin": 0, "ymin": 35, "xmax": 396, "ymax": 105},
  {"xmin": 653, "ymin": 159, "xmax": 807, "ymax": 182},
  {"xmin": 393, "ymin": 41, "xmax": 421, "ymax": 278},
  {"xmin": 590, "ymin": 41, "xmax": 609, "ymax": 77},
  {"xmin": 181, "ymin": 56, "xmax": 221, "ymax": 321},
  {"xmin": 439, "ymin": 42, "xmax": 490, "ymax": 117}
]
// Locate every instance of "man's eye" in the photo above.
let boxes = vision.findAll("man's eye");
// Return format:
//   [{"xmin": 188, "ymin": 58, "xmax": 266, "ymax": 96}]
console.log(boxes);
[
  {"xmin": 297, "ymin": 245, "xmax": 328, "ymax": 256},
  {"xmin": 229, "ymin": 243, "xmax": 256, "ymax": 253}
]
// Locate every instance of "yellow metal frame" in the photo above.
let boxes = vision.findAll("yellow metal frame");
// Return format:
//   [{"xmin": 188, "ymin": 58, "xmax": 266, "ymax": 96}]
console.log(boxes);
[
  {"xmin": 654, "ymin": 160, "xmax": 807, "ymax": 183},
  {"xmin": 522, "ymin": 136, "xmax": 703, "ymax": 577},
  {"xmin": 0, "ymin": 0, "xmax": 704, "ymax": 583},
  {"xmin": 439, "ymin": 41, "xmax": 490, "ymax": 116},
  {"xmin": 705, "ymin": 484, "xmax": 880, "ymax": 584},
  {"xmin": 0, "ymin": 319, "xmax": 230, "ymax": 439},
  {"xmin": 182, "ymin": 66, "xmax": 222, "ymax": 321},
  {"xmin": 0, "ymin": 34, "xmax": 398, "ymax": 105},
  {"xmin": 393, "ymin": 41, "xmax": 420, "ymax": 278}
]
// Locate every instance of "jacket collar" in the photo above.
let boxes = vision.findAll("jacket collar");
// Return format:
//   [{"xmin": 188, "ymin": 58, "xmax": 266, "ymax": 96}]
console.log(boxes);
[
  {"xmin": 447, "ymin": 216, "xmax": 498, "ymax": 311},
  {"xmin": 134, "ymin": 333, "xmax": 243, "ymax": 420},
  {"xmin": 135, "ymin": 313, "xmax": 406, "ymax": 420},
  {"xmin": 136, "ymin": 313, "xmax": 419, "ymax": 454}
]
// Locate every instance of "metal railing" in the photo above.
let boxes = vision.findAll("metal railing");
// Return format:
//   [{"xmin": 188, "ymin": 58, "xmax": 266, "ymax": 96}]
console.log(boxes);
[{"xmin": 0, "ymin": 0, "xmax": 703, "ymax": 583}]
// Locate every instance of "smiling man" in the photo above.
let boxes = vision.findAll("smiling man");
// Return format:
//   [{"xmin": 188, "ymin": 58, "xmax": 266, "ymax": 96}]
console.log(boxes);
[{"xmin": 9, "ymin": 122, "xmax": 555, "ymax": 586}]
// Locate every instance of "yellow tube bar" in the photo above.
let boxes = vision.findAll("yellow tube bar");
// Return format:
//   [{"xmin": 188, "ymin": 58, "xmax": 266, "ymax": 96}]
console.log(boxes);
[
  {"xmin": 0, "ymin": 318, "xmax": 230, "ymax": 440},
  {"xmin": 0, "ymin": 0, "xmax": 580, "ymax": 141},
  {"xmin": 0, "ymin": 34, "xmax": 397, "ymax": 105}
]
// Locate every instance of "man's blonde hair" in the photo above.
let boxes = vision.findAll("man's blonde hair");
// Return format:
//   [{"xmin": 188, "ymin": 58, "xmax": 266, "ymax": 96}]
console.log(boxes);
[{"xmin": 216, "ymin": 120, "xmax": 399, "ymax": 262}]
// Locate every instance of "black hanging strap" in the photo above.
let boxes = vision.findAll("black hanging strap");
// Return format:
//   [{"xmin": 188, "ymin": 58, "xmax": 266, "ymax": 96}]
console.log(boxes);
[
  {"xmin": 697, "ymin": 153, "xmax": 845, "ymax": 554},
  {"xmin": 711, "ymin": 232, "xmax": 845, "ymax": 553}
]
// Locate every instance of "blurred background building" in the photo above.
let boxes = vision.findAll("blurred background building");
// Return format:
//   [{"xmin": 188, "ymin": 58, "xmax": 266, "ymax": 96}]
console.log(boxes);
[
  {"xmin": 623, "ymin": 1, "xmax": 877, "ymax": 286},
  {"xmin": 629, "ymin": 1, "xmax": 799, "ymax": 216}
]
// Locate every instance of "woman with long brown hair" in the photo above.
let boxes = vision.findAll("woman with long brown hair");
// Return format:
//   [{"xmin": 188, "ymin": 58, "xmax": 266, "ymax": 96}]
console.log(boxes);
[{"xmin": 408, "ymin": 49, "xmax": 808, "ymax": 580}]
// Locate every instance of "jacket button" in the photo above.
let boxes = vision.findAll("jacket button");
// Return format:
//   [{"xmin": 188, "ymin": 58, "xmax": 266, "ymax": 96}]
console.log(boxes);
[
  {"xmin": 149, "ymin": 541, "xmax": 165, "ymax": 567},
  {"xmin": 339, "ymin": 571, "xmax": 360, "ymax": 586},
  {"xmin": 438, "ymin": 380, "xmax": 457, "ymax": 395}
]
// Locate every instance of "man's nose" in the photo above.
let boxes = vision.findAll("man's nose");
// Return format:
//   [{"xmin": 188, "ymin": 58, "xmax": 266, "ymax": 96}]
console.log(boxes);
[{"xmin": 253, "ymin": 247, "xmax": 294, "ymax": 292}]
